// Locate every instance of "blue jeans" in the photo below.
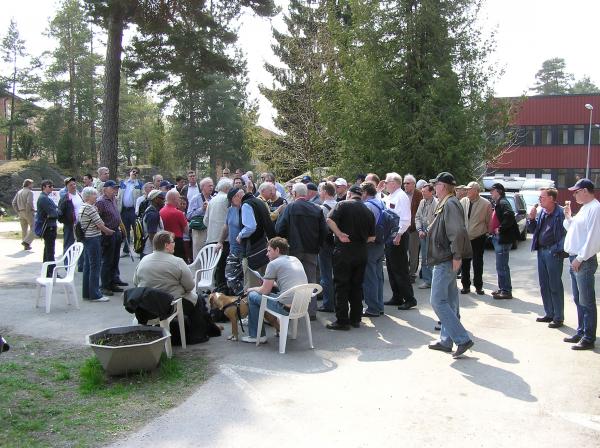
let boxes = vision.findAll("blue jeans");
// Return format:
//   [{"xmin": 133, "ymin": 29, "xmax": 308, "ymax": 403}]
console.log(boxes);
[
  {"xmin": 63, "ymin": 223, "xmax": 75, "ymax": 255},
  {"xmin": 430, "ymin": 261, "xmax": 471, "ymax": 348},
  {"xmin": 319, "ymin": 244, "xmax": 334, "ymax": 311},
  {"xmin": 363, "ymin": 242, "xmax": 385, "ymax": 314},
  {"xmin": 420, "ymin": 237, "xmax": 432, "ymax": 285},
  {"xmin": 121, "ymin": 207, "xmax": 136, "ymax": 253},
  {"xmin": 492, "ymin": 235, "xmax": 512, "ymax": 293},
  {"xmin": 537, "ymin": 248, "xmax": 564, "ymax": 321},
  {"xmin": 83, "ymin": 236, "xmax": 102, "ymax": 300},
  {"xmin": 569, "ymin": 255, "xmax": 597, "ymax": 343},
  {"xmin": 248, "ymin": 291, "xmax": 288, "ymax": 338}
]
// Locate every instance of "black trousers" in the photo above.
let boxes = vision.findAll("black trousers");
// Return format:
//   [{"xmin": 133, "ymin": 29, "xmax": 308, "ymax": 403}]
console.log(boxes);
[
  {"xmin": 101, "ymin": 230, "xmax": 122, "ymax": 289},
  {"xmin": 461, "ymin": 234, "xmax": 486, "ymax": 290},
  {"xmin": 43, "ymin": 226, "xmax": 57, "ymax": 277},
  {"xmin": 384, "ymin": 232, "xmax": 415, "ymax": 303},
  {"xmin": 214, "ymin": 241, "xmax": 230, "ymax": 290},
  {"xmin": 333, "ymin": 243, "xmax": 367, "ymax": 325},
  {"xmin": 174, "ymin": 237, "xmax": 185, "ymax": 261}
]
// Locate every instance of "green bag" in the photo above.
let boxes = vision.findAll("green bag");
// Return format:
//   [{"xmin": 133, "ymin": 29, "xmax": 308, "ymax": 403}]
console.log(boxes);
[{"xmin": 189, "ymin": 215, "xmax": 207, "ymax": 231}]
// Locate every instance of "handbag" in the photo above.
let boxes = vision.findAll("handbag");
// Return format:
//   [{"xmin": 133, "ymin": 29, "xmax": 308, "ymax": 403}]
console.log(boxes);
[
  {"xmin": 189, "ymin": 215, "xmax": 207, "ymax": 231},
  {"xmin": 75, "ymin": 209, "xmax": 92, "ymax": 242},
  {"xmin": 245, "ymin": 237, "xmax": 269, "ymax": 269}
]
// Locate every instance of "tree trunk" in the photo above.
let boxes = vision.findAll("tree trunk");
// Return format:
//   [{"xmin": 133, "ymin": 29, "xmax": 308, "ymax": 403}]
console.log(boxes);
[
  {"xmin": 7, "ymin": 53, "xmax": 17, "ymax": 160},
  {"xmin": 99, "ymin": 9, "xmax": 125, "ymax": 177},
  {"xmin": 89, "ymin": 23, "xmax": 97, "ymax": 165}
]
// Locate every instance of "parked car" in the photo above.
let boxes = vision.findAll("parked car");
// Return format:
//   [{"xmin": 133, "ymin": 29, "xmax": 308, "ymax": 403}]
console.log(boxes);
[
  {"xmin": 520, "ymin": 178, "xmax": 555, "ymax": 191},
  {"xmin": 483, "ymin": 176, "xmax": 526, "ymax": 192},
  {"xmin": 480, "ymin": 191, "xmax": 528, "ymax": 249}
]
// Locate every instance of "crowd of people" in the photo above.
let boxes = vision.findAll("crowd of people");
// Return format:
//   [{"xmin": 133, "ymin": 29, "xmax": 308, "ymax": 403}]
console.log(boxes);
[{"xmin": 12, "ymin": 165, "xmax": 600, "ymax": 355}]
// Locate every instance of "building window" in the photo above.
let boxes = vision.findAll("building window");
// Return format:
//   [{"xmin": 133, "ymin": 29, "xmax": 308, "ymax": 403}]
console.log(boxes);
[
  {"xmin": 541, "ymin": 126, "xmax": 552, "ymax": 145},
  {"xmin": 590, "ymin": 169, "xmax": 600, "ymax": 187},
  {"xmin": 525, "ymin": 126, "xmax": 537, "ymax": 145},
  {"xmin": 540, "ymin": 169, "xmax": 553, "ymax": 180},
  {"xmin": 557, "ymin": 169, "xmax": 569, "ymax": 188},
  {"xmin": 558, "ymin": 125, "xmax": 569, "ymax": 144},
  {"xmin": 591, "ymin": 125, "xmax": 600, "ymax": 145},
  {"xmin": 574, "ymin": 125, "xmax": 585, "ymax": 144}
]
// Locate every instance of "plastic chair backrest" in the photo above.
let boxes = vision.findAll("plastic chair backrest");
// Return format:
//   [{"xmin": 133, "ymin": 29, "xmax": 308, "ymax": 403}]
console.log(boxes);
[
  {"xmin": 60, "ymin": 242, "xmax": 84, "ymax": 281},
  {"xmin": 195, "ymin": 243, "xmax": 221, "ymax": 282},
  {"xmin": 278, "ymin": 284, "xmax": 322, "ymax": 319}
]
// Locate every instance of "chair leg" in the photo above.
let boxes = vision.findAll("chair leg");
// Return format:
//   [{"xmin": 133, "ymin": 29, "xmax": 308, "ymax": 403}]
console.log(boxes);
[
  {"xmin": 291, "ymin": 319, "xmax": 298, "ymax": 339},
  {"xmin": 160, "ymin": 321, "xmax": 173, "ymax": 358},
  {"xmin": 70, "ymin": 284, "xmax": 80, "ymax": 309},
  {"xmin": 64, "ymin": 284, "xmax": 72, "ymax": 306},
  {"xmin": 305, "ymin": 314, "xmax": 314, "ymax": 349},
  {"xmin": 45, "ymin": 284, "xmax": 53, "ymax": 314},
  {"xmin": 279, "ymin": 317, "xmax": 289, "ymax": 354},
  {"xmin": 177, "ymin": 304, "xmax": 186, "ymax": 349}
]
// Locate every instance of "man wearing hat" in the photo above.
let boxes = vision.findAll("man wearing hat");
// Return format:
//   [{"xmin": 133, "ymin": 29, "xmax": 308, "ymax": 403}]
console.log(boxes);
[
  {"xmin": 141, "ymin": 190, "xmax": 165, "ymax": 257},
  {"xmin": 306, "ymin": 182, "xmax": 321, "ymax": 205},
  {"xmin": 455, "ymin": 185, "xmax": 468, "ymax": 201},
  {"xmin": 96, "ymin": 180, "xmax": 127, "ymax": 296},
  {"xmin": 326, "ymin": 184, "xmax": 376, "ymax": 330},
  {"xmin": 334, "ymin": 178, "xmax": 349, "ymax": 202},
  {"xmin": 489, "ymin": 182, "xmax": 519, "ymax": 300},
  {"xmin": 459, "ymin": 181, "xmax": 492, "ymax": 295},
  {"xmin": 562, "ymin": 178, "xmax": 600, "ymax": 350},
  {"xmin": 426, "ymin": 172, "xmax": 474, "ymax": 358}
]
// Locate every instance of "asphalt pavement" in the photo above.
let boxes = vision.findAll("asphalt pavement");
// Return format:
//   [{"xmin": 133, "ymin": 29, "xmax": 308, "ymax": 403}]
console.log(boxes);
[{"xmin": 0, "ymin": 220, "xmax": 599, "ymax": 447}]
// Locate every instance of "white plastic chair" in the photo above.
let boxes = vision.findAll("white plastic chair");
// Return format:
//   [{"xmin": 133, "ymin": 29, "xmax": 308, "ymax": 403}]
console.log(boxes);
[
  {"xmin": 190, "ymin": 243, "xmax": 222, "ymax": 292},
  {"xmin": 35, "ymin": 242, "xmax": 84, "ymax": 313},
  {"xmin": 132, "ymin": 297, "xmax": 186, "ymax": 358},
  {"xmin": 256, "ymin": 283, "xmax": 323, "ymax": 354}
]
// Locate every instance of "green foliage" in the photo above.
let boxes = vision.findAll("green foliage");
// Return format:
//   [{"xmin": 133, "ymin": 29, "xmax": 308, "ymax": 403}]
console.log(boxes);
[
  {"xmin": 79, "ymin": 356, "xmax": 105, "ymax": 394},
  {"xmin": 531, "ymin": 58, "xmax": 574, "ymax": 95},
  {"xmin": 569, "ymin": 75, "xmax": 600, "ymax": 94}
]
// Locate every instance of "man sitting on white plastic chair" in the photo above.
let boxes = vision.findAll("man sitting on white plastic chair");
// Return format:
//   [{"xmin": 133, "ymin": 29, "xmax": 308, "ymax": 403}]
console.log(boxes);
[{"xmin": 243, "ymin": 237, "xmax": 307, "ymax": 344}]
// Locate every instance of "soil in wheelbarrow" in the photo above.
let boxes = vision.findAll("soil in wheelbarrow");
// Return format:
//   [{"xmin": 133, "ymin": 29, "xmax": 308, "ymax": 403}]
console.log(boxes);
[{"xmin": 91, "ymin": 330, "xmax": 162, "ymax": 346}]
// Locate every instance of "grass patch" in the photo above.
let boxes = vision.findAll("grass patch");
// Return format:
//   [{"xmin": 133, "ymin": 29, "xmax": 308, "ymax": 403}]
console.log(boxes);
[{"xmin": 0, "ymin": 332, "xmax": 209, "ymax": 448}]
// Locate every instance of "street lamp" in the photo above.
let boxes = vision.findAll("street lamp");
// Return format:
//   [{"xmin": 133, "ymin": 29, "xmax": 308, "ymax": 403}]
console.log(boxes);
[{"xmin": 585, "ymin": 103, "xmax": 593, "ymax": 179}]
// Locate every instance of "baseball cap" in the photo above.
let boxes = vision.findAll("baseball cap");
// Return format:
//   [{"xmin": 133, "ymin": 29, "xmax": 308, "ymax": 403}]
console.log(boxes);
[
  {"xmin": 64, "ymin": 176, "xmax": 76, "ymax": 186},
  {"xmin": 348, "ymin": 185, "xmax": 362, "ymax": 195},
  {"xmin": 159, "ymin": 180, "xmax": 171, "ymax": 189},
  {"xmin": 490, "ymin": 183, "xmax": 506, "ymax": 193},
  {"xmin": 335, "ymin": 178, "xmax": 348, "ymax": 187},
  {"xmin": 456, "ymin": 185, "xmax": 467, "ymax": 190},
  {"xmin": 306, "ymin": 182, "xmax": 318, "ymax": 191},
  {"xmin": 301, "ymin": 175, "xmax": 312, "ymax": 184},
  {"xmin": 416, "ymin": 179, "xmax": 428, "ymax": 189},
  {"xmin": 568, "ymin": 178, "xmax": 594, "ymax": 191},
  {"xmin": 429, "ymin": 172, "xmax": 457, "ymax": 186},
  {"xmin": 103, "ymin": 180, "xmax": 119, "ymax": 188},
  {"xmin": 466, "ymin": 181, "xmax": 479, "ymax": 189},
  {"xmin": 147, "ymin": 190, "xmax": 165, "ymax": 201},
  {"xmin": 227, "ymin": 187, "xmax": 241, "ymax": 202}
]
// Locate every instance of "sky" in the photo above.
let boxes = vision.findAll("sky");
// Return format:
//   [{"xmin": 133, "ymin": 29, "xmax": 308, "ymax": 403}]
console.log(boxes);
[{"xmin": 1, "ymin": 0, "xmax": 599, "ymax": 131}]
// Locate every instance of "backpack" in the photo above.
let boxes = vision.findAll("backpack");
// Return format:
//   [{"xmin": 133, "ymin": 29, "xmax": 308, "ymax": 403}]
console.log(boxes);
[
  {"xmin": 132, "ymin": 216, "xmax": 147, "ymax": 254},
  {"xmin": 366, "ymin": 199, "xmax": 399, "ymax": 244}
]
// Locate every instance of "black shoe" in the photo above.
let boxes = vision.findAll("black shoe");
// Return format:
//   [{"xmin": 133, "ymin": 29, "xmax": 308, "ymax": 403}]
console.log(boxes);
[
  {"xmin": 460, "ymin": 288, "xmax": 470, "ymax": 294},
  {"xmin": 350, "ymin": 321, "xmax": 361, "ymax": 328},
  {"xmin": 571, "ymin": 339, "xmax": 595, "ymax": 350},
  {"xmin": 491, "ymin": 290, "xmax": 501, "ymax": 296},
  {"xmin": 326, "ymin": 321, "xmax": 350, "ymax": 331},
  {"xmin": 452, "ymin": 340, "xmax": 474, "ymax": 358},
  {"xmin": 493, "ymin": 292, "xmax": 513, "ymax": 300},
  {"xmin": 113, "ymin": 280, "xmax": 129, "ymax": 287},
  {"xmin": 384, "ymin": 298, "xmax": 403, "ymax": 306},
  {"xmin": 428, "ymin": 342, "xmax": 452, "ymax": 353},
  {"xmin": 548, "ymin": 321, "xmax": 564, "ymax": 329},
  {"xmin": 536, "ymin": 316, "xmax": 553, "ymax": 323},
  {"xmin": 434, "ymin": 325, "xmax": 441, "ymax": 331},
  {"xmin": 476, "ymin": 289, "xmax": 485, "ymax": 295},
  {"xmin": 397, "ymin": 300, "xmax": 417, "ymax": 310},
  {"xmin": 100, "ymin": 288, "xmax": 114, "ymax": 296},
  {"xmin": 362, "ymin": 311, "xmax": 380, "ymax": 317},
  {"xmin": 564, "ymin": 335, "xmax": 582, "ymax": 343},
  {"xmin": 317, "ymin": 306, "xmax": 334, "ymax": 313},
  {"xmin": 110, "ymin": 286, "xmax": 124, "ymax": 293},
  {"xmin": 309, "ymin": 315, "xmax": 317, "ymax": 321}
]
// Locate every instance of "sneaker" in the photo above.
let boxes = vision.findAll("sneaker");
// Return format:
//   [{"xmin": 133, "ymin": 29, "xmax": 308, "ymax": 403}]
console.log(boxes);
[
  {"xmin": 417, "ymin": 283, "xmax": 431, "ymax": 289},
  {"xmin": 91, "ymin": 297, "xmax": 110, "ymax": 302},
  {"xmin": 241, "ymin": 335, "xmax": 267, "ymax": 344}
]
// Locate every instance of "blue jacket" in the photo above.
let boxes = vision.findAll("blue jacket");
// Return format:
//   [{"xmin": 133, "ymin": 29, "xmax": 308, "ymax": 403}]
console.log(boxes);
[
  {"xmin": 528, "ymin": 205, "xmax": 566, "ymax": 255},
  {"xmin": 36, "ymin": 192, "xmax": 59, "ymax": 228}
]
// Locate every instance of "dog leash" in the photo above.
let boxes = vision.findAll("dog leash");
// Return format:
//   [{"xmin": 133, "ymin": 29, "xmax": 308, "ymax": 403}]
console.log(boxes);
[{"xmin": 222, "ymin": 293, "xmax": 248, "ymax": 333}]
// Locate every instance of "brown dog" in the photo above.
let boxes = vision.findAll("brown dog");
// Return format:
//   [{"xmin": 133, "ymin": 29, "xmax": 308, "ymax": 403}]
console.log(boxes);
[{"xmin": 208, "ymin": 292, "xmax": 279, "ymax": 341}]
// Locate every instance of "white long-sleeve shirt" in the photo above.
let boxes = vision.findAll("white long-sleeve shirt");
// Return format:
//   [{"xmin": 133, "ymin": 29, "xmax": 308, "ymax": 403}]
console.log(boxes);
[
  {"xmin": 563, "ymin": 198, "xmax": 600, "ymax": 262},
  {"xmin": 383, "ymin": 188, "xmax": 411, "ymax": 235}
]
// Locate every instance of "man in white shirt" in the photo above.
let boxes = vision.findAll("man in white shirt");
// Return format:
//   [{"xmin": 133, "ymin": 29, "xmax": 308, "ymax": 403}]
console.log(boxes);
[
  {"xmin": 182, "ymin": 170, "xmax": 200, "ymax": 204},
  {"xmin": 382, "ymin": 172, "xmax": 416, "ymax": 310},
  {"xmin": 187, "ymin": 177, "xmax": 214, "ymax": 259},
  {"xmin": 563, "ymin": 178, "xmax": 600, "ymax": 350}
]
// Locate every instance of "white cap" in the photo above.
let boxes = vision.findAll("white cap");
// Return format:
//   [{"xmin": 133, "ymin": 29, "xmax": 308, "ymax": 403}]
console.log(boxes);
[
  {"xmin": 334, "ymin": 178, "xmax": 348, "ymax": 186},
  {"xmin": 416, "ymin": 179, "xmax": 428, "ymax": 189}
]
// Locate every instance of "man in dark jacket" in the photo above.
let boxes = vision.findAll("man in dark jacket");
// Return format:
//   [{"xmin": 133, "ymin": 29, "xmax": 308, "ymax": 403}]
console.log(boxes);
[
  {"xmin": 427, "ymin": 172, "xmax": 474, "ymax": 358},
  {"xmin": 527, "ymin": 188, "xmax": 566, "ymax": 328},
  {"xmin": 37, "ymin": 180, "xmax": 59, "ymax": 276},
  {"xmin": 276, "ymin": 182, "xmax": 328, "ymax": 319},
  {"xmin": 489, "ymin": 183, "xmax": 519, "ymax": 300}
]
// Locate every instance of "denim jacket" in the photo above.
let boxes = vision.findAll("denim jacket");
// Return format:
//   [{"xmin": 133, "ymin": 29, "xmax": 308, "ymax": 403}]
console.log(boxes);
[{"xmin": 528, "ymin": 205, "xmax": 566, "ymax": 256}]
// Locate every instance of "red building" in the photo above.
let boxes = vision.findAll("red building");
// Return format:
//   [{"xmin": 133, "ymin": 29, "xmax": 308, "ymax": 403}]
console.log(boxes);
[{"xmin": 488, "ymin": 94, "xmax": 600, "ymax": 203}]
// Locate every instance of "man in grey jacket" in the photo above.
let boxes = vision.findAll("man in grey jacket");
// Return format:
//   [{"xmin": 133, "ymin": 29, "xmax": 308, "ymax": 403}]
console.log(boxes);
[{"xmin": 427, "ymin": 172, "xmax": 474, "ymax": 358}]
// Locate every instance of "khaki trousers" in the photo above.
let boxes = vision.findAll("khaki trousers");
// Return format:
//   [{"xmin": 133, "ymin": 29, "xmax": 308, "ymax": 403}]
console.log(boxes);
[
  {"xmin": 19, "ymin": 211, "xmax": 35, "ymax": 244},
  {"xmin": 191, "ymin": 228, "xmax": 207, "ymax": 261}
]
